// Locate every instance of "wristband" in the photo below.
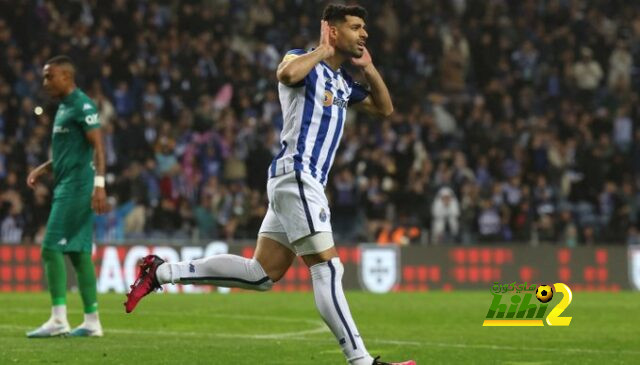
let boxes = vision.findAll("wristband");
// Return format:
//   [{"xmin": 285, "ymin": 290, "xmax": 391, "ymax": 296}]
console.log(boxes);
[{"xmin": 94, "ymin": 176, "xmax": 105, "ymax": 188}]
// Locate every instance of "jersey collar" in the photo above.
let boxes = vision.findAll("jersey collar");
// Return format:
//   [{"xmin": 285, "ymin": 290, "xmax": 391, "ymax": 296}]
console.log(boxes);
[
  {"xmin": 320, "ymin": 60, "xmax": 341, "ymax": 78},
  {"xmin": 309, "ymin": 48, "xmax": 341, "ymax": 78}
]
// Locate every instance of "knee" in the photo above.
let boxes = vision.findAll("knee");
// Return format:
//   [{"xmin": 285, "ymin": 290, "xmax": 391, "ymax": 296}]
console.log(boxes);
[
  {"xmin": 252, "ymin": 256, "xmax": 290, "ymax": 284},
  {"xmin": 41, "ymin": 248, "xmax": 57, "ymax": 262},
  {"xmin": 256, "ymin": 279, "xmax": 274, "ymax": 291},
  {"xmin": 250, "ymin": 258, "xmax": 277, "ymax": 290},
  {"xmin": 266, "ymin": 267, "xmax": 289, "ymax": 283}
]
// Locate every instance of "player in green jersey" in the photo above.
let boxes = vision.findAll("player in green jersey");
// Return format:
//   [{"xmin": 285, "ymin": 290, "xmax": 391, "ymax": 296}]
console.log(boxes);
[{"xmin": 26, "ymin": 55, "xmax": 109, "ymax": 338}]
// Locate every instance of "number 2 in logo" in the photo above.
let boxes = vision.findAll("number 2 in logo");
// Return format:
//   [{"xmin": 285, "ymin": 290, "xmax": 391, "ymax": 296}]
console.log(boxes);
[{"xmin": 545, "ymin": 283, "xmax": 572, "ymax": 326}]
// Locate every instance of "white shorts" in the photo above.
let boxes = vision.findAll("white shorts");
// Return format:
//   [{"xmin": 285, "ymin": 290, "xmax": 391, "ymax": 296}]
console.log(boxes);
[{"xmin": 259, "ymin": 170, "xmax": 334, "ymax": 255}]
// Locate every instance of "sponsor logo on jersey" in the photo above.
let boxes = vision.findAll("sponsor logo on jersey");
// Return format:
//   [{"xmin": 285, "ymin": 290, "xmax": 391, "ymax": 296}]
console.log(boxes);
[
  {"xmin": 335, "ymin": 97, "xmax": 348, "ymax": 109},
  {"xmin": 85, "ymin": 113, "xmax": 99, "ymax": 125},
  {"xmin": 323, "ymin": 90, "xmax": 334, "ymax": 107},
  {"xmin": 82, "ymin": 103, "xmax": 93, "ymax": 111},
  {"xmin": 57, "ymin": 238, "xmax": 68, "ymax": 246},
  {"xmin": 53, "ymin": 126, "xmax": 70, "ymax": 134},
  {"xmin": 323, "ymin": 90, "xmax": 347, "ymax": 109}
]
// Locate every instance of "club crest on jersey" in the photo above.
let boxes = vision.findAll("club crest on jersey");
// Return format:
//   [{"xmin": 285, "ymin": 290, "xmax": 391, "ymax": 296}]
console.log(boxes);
[{"xmin": 319, "ymin": 208, "xmax": 328, "ymax": 222}]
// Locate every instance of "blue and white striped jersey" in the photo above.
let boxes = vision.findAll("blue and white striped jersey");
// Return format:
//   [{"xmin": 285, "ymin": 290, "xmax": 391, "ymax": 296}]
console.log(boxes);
[{"xmin": 269, "ymin": 49, "xmax": 369, "ymax": 186}]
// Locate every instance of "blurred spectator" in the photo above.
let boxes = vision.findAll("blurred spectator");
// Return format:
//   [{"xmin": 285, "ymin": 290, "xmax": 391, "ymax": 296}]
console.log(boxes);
[
  {"xmin": 613, "ymin": 106, "xmax": 633, "ymax": 152},
  {"xmin": 608, "ymin": 40, "xmax": 632, "ymax": 91},
  {"xmin": 1, "ymin": 200, "xmax": 23, "ymax": 243},
  {"xmin": 331, "ymin": 169, "xmax": 360, "ymax": 242},
  {"xmin": 0, "ymin": 172, "xmax": 24, "ymax": 243},
  {"xmin": 572, "ymin": 47, "xmax": 603, "ymax": 107},
  {"xmin": 440, "ymin": 26, "xmax": 469, "ymax": 93},
  {"xmin": 430, "ymin": 187, "xmax": 460, "ymax": 244},
  {"xmin": 477, "ymin": 199, "xmax": 502, "ymax": 243}
]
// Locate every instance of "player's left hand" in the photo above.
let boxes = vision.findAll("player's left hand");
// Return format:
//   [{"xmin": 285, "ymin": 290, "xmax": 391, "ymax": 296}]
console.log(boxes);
[
  {"xmin": 92, "ymin": 187, "xmax": 110, "ymax": 214},
  {"xmin": 351, "ymin": 47, "xmax": 372, "ymax": 68}
]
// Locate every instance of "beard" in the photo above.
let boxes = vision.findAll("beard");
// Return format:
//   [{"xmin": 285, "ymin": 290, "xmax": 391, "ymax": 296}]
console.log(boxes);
[
  {"xmin": 352, "ymin": 47, "xmax": 364, "ymax": 58},
  {"xmin": 339, "ymin": 43, "xmax": 364, "ymax": 58}
]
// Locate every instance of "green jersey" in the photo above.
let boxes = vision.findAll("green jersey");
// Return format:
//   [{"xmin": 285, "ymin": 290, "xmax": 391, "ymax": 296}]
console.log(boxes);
[{"xmin": 51, "ymin": 88, "xmax": 100, "ymax": 198}]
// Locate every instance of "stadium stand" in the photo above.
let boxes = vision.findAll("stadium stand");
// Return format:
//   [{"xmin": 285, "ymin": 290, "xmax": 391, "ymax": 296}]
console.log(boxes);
[{"xmin": 1, "ymin": 0, "xmax": 640, "ymax": 245}]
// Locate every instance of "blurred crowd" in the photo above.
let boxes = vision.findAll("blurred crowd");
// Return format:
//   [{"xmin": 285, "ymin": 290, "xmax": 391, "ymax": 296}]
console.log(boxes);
[{"xmin": 2, "ymin": 0, "xmax": 640, "ymax": 246}]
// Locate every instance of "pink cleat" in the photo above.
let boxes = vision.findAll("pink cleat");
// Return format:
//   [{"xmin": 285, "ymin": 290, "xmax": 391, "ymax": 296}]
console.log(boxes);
[
  {"xmin": 372, "ymin": 356, "xmax": 416, "ymax": 365},
  {"xmin": 124, "ymin": 255, "xmax": 164, "ymax": 313}
]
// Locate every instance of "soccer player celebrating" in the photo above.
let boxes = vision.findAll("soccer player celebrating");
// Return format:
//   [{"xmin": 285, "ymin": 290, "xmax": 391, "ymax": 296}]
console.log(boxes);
[
  {"xmin": 126, "ymin": 5, "xmax": 414, "ymax": 364},
  {"xmin": 26, "ymin": 56, "xmax": 109, "ymax": 338}
]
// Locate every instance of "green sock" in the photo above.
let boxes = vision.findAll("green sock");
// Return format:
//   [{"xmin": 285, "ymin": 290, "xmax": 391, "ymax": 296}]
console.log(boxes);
[
  {"xmin": 41, "ymin": 248, "xmax": 67, "ymax": 306},
  {"xmin": 68, "ymin": 251, "xmax": 98, "ymax": 314}
]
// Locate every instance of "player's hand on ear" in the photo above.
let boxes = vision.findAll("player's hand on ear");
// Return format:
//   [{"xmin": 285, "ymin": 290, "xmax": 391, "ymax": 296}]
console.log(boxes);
[
  {"xmin": 92, "ymin": 187, "xmax": 110, "ymax": 214},
  {"xmin": 319, "ymin": 20, "xmax": 335, "ymax": 58},
  {"xmin": 351, "ymin": 47, "xmax": 372, "ymax": 68}
]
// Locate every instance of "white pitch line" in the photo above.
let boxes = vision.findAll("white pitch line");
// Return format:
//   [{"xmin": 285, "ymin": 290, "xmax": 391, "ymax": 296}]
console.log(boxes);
[
  {"xmin": 5, "ymin": 308, "xmax": 321, "ymax": 325},
  {"xmin": 100, "ymin": 324, "xmax": 330, "ymax": 340},
  {"xmin": 0, "ymin": 324, "xmax": 329, "ymax": 341},
  {"xmin": 247, "ymin": 325, "xmax": 330, "ymax": 339},
  {"xmin": 1, "ymin": 324, "xmax": 638, "ymax": 357}
]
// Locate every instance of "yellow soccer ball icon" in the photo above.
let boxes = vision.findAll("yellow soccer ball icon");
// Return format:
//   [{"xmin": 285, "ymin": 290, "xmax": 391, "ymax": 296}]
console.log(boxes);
[{"xmin": 536, "ymin": 284, "xmax": 554, "ymax": 303}]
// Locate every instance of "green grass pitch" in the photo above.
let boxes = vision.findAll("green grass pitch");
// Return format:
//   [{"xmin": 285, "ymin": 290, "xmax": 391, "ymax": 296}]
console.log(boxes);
[{"xmin": 1, "ymin": 291, "xmax": 639, "ymax": 364}]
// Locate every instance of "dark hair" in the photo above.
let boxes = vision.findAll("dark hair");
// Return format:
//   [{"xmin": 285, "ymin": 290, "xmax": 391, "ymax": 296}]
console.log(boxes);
[
  {"xmin": 45, "ymin": 55, "xmax": 75, "ymax": 69},
  {"xmin": 322, "ymin": 4, "xmax": 367, "ymax": 24}
]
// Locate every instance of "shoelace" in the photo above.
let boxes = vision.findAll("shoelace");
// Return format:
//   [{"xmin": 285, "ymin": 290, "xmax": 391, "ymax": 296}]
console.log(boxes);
[{"xmin": 138, "ymin": 261, "xmax": 162, "ymax": 292}]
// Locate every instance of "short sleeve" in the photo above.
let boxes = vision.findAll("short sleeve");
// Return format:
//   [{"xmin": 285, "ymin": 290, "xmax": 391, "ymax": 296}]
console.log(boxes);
[
  {"xmin": 282, "ymin": 48, "xmax": 306, "ymax": 62},
  {"xmin": 348, "ymin": 82, "xmax": 370, "ymax": 106},
  {"xmin": 280, "ymin": 49, "xmax": 308, "ymax": 88},
  {"xmin": 77, "ymin": 101, "xmax": 101, "ymax": 132},
  {"xmin": 342, "ymin": 70, "xmax": 370, "ymax": 106}
]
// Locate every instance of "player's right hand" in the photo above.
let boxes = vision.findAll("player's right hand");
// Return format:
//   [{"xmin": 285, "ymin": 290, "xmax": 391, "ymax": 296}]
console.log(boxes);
[
  {"xmin": 319, "ymin": 20, "xmax": 335, "ymax": 58},
  {"xmin": 26, "ymin": 169, "xmax": 41, "ymax": 189},
  {"xmin": 91, "ymin": 187, "xmax": 110, "ymax": 215}
]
